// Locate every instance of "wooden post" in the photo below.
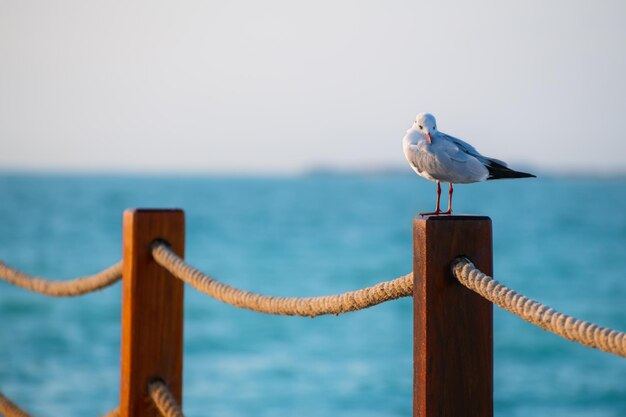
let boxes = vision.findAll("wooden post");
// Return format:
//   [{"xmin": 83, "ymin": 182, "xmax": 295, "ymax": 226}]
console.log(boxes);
[
  {"xmin": 120, "ymin": 209, "xmax": 185, "ymax": 417},
  {"xmin": 413, "ymin": 215, "xmax": 493, "ymax": 417}
]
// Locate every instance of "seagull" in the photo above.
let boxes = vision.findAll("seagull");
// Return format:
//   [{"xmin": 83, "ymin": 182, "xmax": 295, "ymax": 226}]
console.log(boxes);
[{"xmin": 403, "ymin": 113, "xmax": 535, "ymax": 215}]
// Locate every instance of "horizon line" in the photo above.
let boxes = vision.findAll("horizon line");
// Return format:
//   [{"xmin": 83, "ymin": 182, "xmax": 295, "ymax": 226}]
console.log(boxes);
[{"xmin": 1, "ymin": 166, "xmax": 626, "ymax": 180}]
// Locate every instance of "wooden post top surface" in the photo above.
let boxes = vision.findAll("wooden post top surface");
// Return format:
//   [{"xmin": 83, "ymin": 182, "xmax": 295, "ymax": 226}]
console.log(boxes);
[
  {"xmin": 415, "ymin": 213, "xmax": 491, "ymax": 221},
  {"xmin": 124, "ymin": 208, "xmax": 184, "ymax": 213}
]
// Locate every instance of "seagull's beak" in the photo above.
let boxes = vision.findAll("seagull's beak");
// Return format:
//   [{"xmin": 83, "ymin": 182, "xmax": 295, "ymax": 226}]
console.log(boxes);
[{"xmin": 426, "ymin": 132, "xmax": 432, "ymax": 144}]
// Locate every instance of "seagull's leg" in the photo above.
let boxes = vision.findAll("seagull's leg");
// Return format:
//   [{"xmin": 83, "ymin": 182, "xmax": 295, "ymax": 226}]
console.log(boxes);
[
  {"xmin": 436, "ymin": 181, "xmax": 442, "ymax": 213},
  {"xmin": 441, "ymin": 183, "xmax": 453, "ymax": 214},
  {"xmin": 420, "ymin": 181, "xmax": 442, "ymax": 215}
]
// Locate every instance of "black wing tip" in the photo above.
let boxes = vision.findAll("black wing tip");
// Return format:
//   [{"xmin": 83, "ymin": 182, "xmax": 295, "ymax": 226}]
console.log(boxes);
[{"xmin": 486, "ymin": 165, "xmax": 537, "ymax": 180}]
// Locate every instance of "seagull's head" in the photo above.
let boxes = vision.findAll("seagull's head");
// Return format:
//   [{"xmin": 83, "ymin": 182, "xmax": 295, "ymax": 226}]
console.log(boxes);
[{"xmin": 414, "ymin": 113, "xmax": 437, "ymax": 143}]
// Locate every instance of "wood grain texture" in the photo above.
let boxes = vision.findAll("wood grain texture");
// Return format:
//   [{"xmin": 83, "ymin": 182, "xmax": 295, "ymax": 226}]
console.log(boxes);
[
  {"xmin": 413, "ymin": 215, "xmax": 493, "ymax": 417},
  {"xmin": 120, "ymin": 209, "xmax": 185, "ymax": 417}
]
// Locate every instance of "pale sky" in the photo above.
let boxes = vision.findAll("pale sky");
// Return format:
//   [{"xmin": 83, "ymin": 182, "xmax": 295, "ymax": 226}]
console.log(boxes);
[{"xmin": 1, "ymin": 0, "xmax": 625, "ymax": 174}]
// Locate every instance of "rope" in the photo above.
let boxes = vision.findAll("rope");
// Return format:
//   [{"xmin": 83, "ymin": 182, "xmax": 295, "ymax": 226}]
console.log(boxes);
[
  {"xmin": 0, "ymin": 391, "xmax": 32, "ymax": 417},
  {"xmin": 148, "ymin": 381, "xmax": 184, "ymax": 417},
  {"xmin": 0, "ymin": 261, "xmax": 122, "ymax": 297},
  {"xmin": 453, "ymin": 258, "xmax": 626, "ymax": 358},
  {"xmin": 152, "ymin": 242, "xmax": 413, "ymax": 317}
]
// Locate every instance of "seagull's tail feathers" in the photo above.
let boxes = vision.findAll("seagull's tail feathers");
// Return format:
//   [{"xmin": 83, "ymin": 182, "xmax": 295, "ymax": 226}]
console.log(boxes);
[{"xmin": 485, "ymin": 160, "xmax": 536, "ymax": 180}]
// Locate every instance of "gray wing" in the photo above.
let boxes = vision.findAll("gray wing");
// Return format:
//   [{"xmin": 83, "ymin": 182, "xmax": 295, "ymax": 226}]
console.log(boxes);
[
  {"xmin": 441, "ymin": 133, "xmax": 509, "ymax": 167},
  {"xmin": 405, "ymin": 137, "xmax": 489, "ymax": 183}
]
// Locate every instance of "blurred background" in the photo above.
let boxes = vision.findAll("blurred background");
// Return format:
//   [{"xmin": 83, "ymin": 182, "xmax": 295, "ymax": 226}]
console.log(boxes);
[{"xmin": 1, "ymin": 1, "xmax": 625, "ymax": 416}]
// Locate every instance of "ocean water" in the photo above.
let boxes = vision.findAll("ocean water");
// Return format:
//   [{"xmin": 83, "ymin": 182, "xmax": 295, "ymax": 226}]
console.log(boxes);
[{"xmin": 0, "ymin": 173, "xmax": 624, "ymax": 417}]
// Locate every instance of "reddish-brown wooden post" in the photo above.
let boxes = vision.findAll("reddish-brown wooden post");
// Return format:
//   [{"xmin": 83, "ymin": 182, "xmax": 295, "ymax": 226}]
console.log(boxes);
[
  {"xmin": 120, "ymin": 209, "xmax": 185, "ymax": 417},
  {"xmin": 413, "ymin": 215, "xmax": 493, "ymax": 417}
]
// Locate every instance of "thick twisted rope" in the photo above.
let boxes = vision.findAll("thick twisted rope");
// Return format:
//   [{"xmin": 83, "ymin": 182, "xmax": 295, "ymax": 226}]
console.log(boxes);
[
  {"xmin": 0, "ymin": 392, "xmax": 32, "ymax": 417},
  {"xmin": 148, "ymin": 381, "xmax": 184, "ymax": 417},
  {"xmin": 152, "ymin": 243, "xmax": 413, "ymax": 317},
  {"xmin": 453, "ymin": 258, "xmax": 626, "ymax": 358},
  {"xmin": 0, "ymin": 261, "xmax": 122, "ymax": 297}
]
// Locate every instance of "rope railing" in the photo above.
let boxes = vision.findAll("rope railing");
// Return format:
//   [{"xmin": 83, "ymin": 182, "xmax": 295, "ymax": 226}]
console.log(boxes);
[
  {"xmin": 1, "ymin": 246, "xmax": 624, "ymax": 357},
  {"xmin": 148, "ymin": 381, "xmax": 184, "ymax": 417},
  {"xmin": 0, "ymin": 261, "xmax": 122, "ymax": 297},
  {"xmin": 453, "ymin": 257, "xmax": 626, "ymax": 358},
  {"xmin": 0, "ymin": 384, "xmax": 174, "ymax": 417},
  {"xmin": 0, "ymin": 258, "xmax": 123, "ymax": 416},
  {"xmin": 151, "ymin": 242, "xmax": 413, "ymax": 317}
]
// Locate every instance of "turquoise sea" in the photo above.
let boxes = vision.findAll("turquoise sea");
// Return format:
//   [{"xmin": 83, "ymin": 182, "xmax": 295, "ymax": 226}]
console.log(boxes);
[{"xmin": 0, "ymin": 173, "xmax": 625, "ymax": 416}]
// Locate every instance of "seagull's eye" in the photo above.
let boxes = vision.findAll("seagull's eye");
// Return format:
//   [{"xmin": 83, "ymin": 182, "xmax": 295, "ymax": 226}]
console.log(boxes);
[
  {"xmin": 418, "ymin": 125, "xmax": 423, "ymax": 130},
  {"xmin": 433, "ymin": 125, "xmax": 436, "ymax": 130}
]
